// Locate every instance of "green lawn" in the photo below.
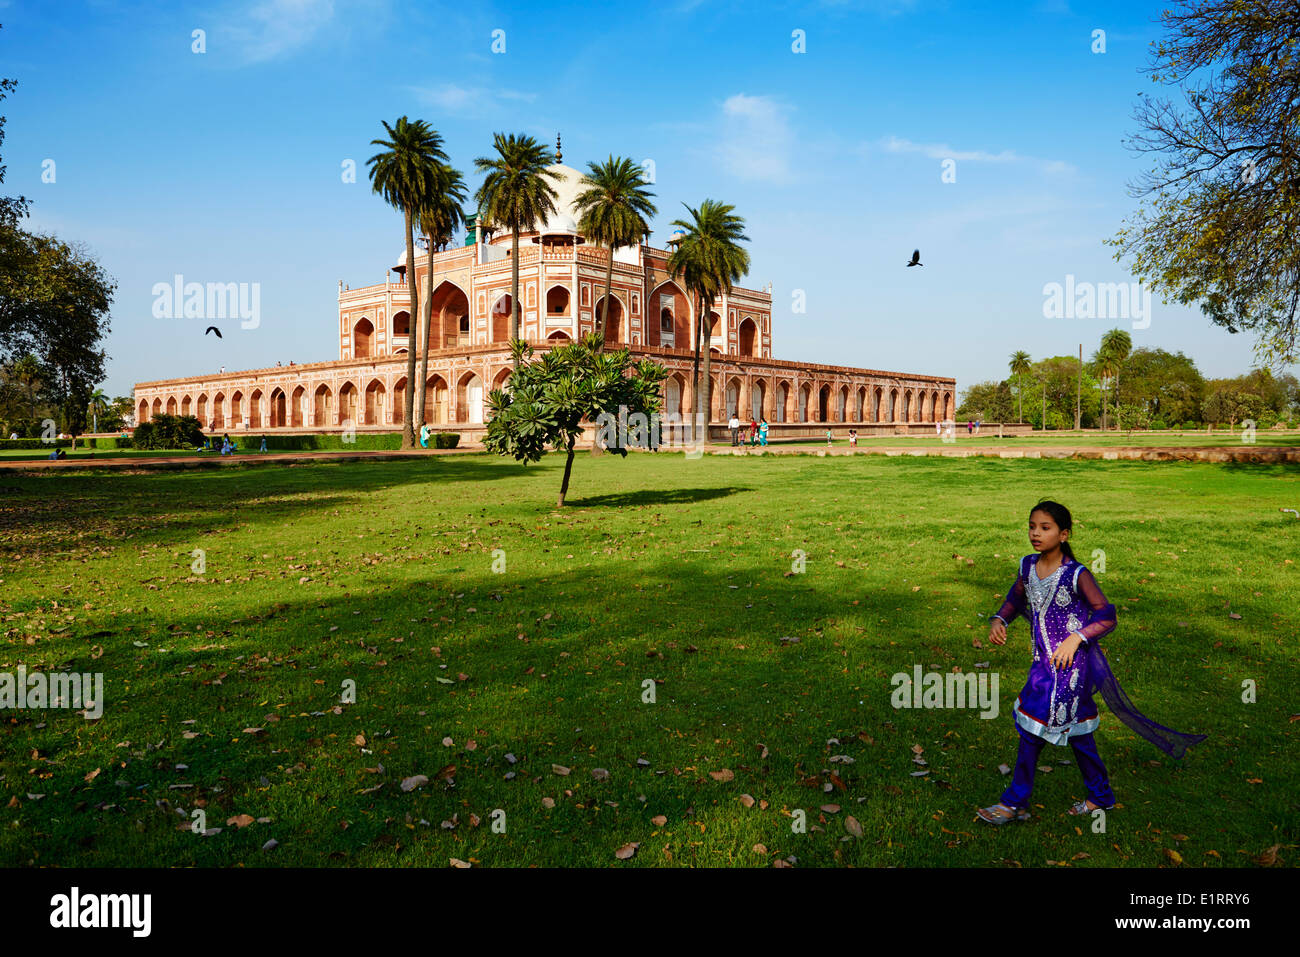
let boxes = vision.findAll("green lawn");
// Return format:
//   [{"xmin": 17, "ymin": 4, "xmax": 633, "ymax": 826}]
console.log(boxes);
[
  {"xmin": 776, "ymin": 430, "xmax": 1300, "ymax": 448},
  {"xmin": 1, "ymin": 452, "xmax": 1295, "ymax": 867}
]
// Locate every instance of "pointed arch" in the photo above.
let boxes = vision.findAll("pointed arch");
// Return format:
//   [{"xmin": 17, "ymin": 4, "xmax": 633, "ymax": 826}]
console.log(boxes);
[
  {"xmin": 230, "ymin": 390, "xmax": 244, "ymax": 429},
  {"xmin": 456, "ymin": 371, "xmax": 484, "ymax": 423},
  {"xmin": 647, "ymin": 280, "xmax": 690, "ymax": 349},
  {"xmin": 354, "ymin": 317, "xmax": 375, "ymax": 359},
  {"xmin": 425, "ymin": 374, "xmax": 449, "ymax": 424},
  {"xmin": 268, "ymin": 388, "xmax": 286, "ymax": 428},
  {"xmin": 737, "ymin": 317, "xmax": 757, "ymax": 357},
  {"xmin": 249, "ymin": 389, "xmax": 263, "ymax": 428},
  {"xmin": 490, "ymin": 294, "xmax": 513, "ymax": 343},
  {"xmin": 595, "ymin": 294, "xmax": 626, "ymax": 344},
  {"xmin": 338, "ymin": 382, "xmax": 358, "ymax": 427},
  {"xmin": 364, "ymin": 378, "xmax": 386, "ymax": 426},
  {"xmin": 314, "ymin": 383, "xmax": 333, "ymax": 426},
  {"xmin": 430, "ymin": 280, "xmax": 470, "ymax": 349}
]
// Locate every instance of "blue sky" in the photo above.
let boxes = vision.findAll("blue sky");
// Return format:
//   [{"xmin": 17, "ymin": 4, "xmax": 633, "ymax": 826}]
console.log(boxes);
[{"xmin": 2, "ymin": 0, "xmax": 1290, "ymax": 399}]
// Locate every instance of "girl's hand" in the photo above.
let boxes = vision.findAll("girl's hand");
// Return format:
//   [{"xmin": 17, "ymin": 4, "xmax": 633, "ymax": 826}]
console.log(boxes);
[
  {"xmin": 1051, "ymin": 634, "xmax": 1083, "ymax": 670},
  {"xmin": 989, "ymin": 618, "xmax": 1007, "ymax": 645}
]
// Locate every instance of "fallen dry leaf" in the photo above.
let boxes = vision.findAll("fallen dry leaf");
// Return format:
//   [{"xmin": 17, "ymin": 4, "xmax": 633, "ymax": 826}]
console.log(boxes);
[
  {"xmin": 400, "ymin": 775, "xmax": 428, "ymax": 792},
  {"xmin": 614, "ymin": 842, "xmax": 639, "ymax": 860},
  {"xmin": 844, "ymin": 816, "xmax": 864, "ymax": 838},
  {"xmin": 709, "ymin": 769, "xmax": 734, "ymax": 782},
  {"xmin": 227, "ymin": 814, "xmax": 255, "ymax": 828},
  {"xmin": 651, "ymin": 815, "xmax": 667, "ymax": 827}
]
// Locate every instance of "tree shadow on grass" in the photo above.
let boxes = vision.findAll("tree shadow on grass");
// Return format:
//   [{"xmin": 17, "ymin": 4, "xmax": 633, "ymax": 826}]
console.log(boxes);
[
  {"xmin": 0, "ymin": 543, "xmax": 1249, "ymax": 868},
  {"xmin": 566, "ymin": 486, "xmax": 752, "ymax": 508}
]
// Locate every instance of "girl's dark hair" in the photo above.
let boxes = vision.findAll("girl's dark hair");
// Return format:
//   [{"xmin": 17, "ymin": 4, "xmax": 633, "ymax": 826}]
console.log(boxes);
[{"xmin": 1029, "ymin": 500, "xmax": 1075, "ymax": 561}]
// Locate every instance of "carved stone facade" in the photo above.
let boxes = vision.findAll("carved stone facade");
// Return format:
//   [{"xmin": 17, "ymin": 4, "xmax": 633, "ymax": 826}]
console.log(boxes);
[{"xmin": 134, "ymin": 164, "xmax": 954, "ymax": 434}]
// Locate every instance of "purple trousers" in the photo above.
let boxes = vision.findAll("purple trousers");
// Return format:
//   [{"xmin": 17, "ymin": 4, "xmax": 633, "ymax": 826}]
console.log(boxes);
[{"xmin": 1001, "ymin": 724, "xmax": 1114, "ymax": 809}]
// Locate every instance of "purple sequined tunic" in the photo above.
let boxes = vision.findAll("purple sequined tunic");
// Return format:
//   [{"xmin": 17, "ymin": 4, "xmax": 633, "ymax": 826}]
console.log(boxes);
[
  {"xmin": 992, "ymin": 553, "xmax": 1208, "ymax": 758},
  {"xmin": 993, "ymin": 554, "xmax": 1115, "ymax": 745}
]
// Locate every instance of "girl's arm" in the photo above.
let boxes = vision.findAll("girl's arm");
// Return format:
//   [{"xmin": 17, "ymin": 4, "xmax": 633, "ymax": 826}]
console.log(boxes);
[
  {"xmin": 991, "ymin": 560, "xmax": 1028, "ymax": 626},
  {"xmin": 1073, "ymin": 567, "xmax": 1117, "ymax": 644}
]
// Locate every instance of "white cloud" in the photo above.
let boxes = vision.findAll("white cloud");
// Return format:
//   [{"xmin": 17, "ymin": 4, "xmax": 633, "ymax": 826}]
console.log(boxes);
[
  {"xmin": 219, "ymin": 0, "xmax": 336, "ymax": 64},
  {"xmin": 878, "ymin": 135, "xmax": 1076, "ymax": 174},
  {"xmin": 715, "ymin": 93, "xmax": 795, "ymax": 185},
  {"xmin": 410, "ymin": 84, "xmax": 538, "ymax": 115}
]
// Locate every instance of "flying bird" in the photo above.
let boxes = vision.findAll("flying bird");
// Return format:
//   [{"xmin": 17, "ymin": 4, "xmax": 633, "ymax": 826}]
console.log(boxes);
[
  {"xmin": 906, "ymin": 249, "xmax": 923, "ymax": 267},
  {"xmin": 205, "ymin": 326, "xmax": 223, "ymax": 338}
]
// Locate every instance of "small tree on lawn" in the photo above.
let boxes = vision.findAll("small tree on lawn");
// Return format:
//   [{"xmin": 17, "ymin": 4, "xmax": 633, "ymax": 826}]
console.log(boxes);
[{"xmin": 484, "ymin": 332, "xmax": 667, "ymax": 507}]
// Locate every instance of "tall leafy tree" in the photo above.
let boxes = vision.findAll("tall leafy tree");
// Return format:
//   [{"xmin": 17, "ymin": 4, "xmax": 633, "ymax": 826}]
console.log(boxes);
[
  {"xmin": 667, "ymin": 200, "xmax": 750, "ymax": 425},
  {"xmin": 368, "ymin": 117, "xmax": 447, "ymax": 447},
  {"xmin": 474, "ymin": 134, "xmax": 562, "ymax": 374},
  {"xmin": 415, "ymin": 162, "xmax": 467, "ymax": 427},
  {"xmin": 0, "ymin": 24, "xmax": 31, "ymax": 231},
  {"xmin": 573, "ymin": 156, "xmax": 657, "ymax": 352},
  {"xmin": 88, "ymin": 386, "xmax": 108, "ymax": 433},
  {"xmin": 1098, "ymin": 328, "xmax": 1132, "ymax": 426},
  {"xmin": 1008, "ymin": 350, "xmax": 1032, "ymax": 423},
  {"xmin": 1109, "ymin": 0, "xmax": 1300, "ymax": 367},
  {"xmin": 484, "ymin": 333, "xmax": 666, "ymax": 506}
]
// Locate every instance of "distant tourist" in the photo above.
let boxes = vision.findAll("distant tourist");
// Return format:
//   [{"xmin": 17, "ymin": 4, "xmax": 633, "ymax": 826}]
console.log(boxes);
[
  {"xmin": 849, "ymin": 428, "xmax": 858, "ymax": 447},
  {"xmin": 935, "ymin": 420, "xmax": 941, "ymax": 436},
  {"xmin": 259, "ymin": 436, "xmax": 268, "ymax": 452},
  {"xmin": 967, "ymin": 420, "xmax": 974, "ymax": 435},
  {"xmin": 8, "ymin": 431, "xmax": 16, "ymax": 440},
  {"xmin": 826, "ymin": 428, "xmax": 832, "ymax": 446},
  {"xmin": 276, "ymin": 361, "xmax": 282, "ymax": 367},
  {"xmin": 729, "ymin": 413, "xmax": 740, "ymax": 446},
  {"xmin": 220, "ymin": 365, "xmax": 225, "ymax": 374},
  {"xmin": 419, "ymin": 423, "xmax": 431, "ymax": 449},
  {"xmin": 758, "ymin": 418, "xmax": 769, "ymax": 447}
]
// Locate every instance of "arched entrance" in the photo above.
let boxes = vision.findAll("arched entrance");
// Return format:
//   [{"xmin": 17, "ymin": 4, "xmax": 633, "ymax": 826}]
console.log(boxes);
[
  {"xmin": 354, "ymin": 317, "xmax": 374, "ymax": 358},
  {"xmin": 314, "ymin": 384, "xmax": 332, "ymax": 426},
  {"xmin": 338, "ymin": 383, "xmax": 358, "ymax": 426},
  {"xmin": 457, "ymin": 372, "xmax": 484, "ymax": 423},
  {"xmin": 364, "ymin": 379, "xmax": 386, "ymax": 425},
  {"xmin": 431, "ymin": 282, "xmax": 470, "ymax": 350},
  {"xmin": 269, "ymin": 389, "xmax": 286, "ymax": 428},
  {"xmin": 595, "ymin": 295, "xmax": 624, "ymax": 345},
  {"xmin": 425, "ymin": 375, "xmax": 449, "ymax": 424},
  {"xmin": 249, "ymin": 390, "xmax": 263, "ymax": 429},
  {"xmin": 818, "ymin": 385, "xmax": 831, "ymax": 423},
  {"xmin": 290, "ymin": 386, "xmax": 305, "ymax": 428},
  {"xmin": 738, "ymin": 317, "xmax": 757, "ymax": 357},
  {"xmin": 490, "ymin": 295, "xmax": 513, "ymax": 343}
]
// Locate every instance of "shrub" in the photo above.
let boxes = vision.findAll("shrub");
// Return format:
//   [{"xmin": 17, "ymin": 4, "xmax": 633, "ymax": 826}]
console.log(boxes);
[
  {"xmin": 134, "ymin": 414, "xmax": 204, "ymax": 449},
  {"xmin": 433, "ymin": 432, "xmax": 460, "ymax": 449}
]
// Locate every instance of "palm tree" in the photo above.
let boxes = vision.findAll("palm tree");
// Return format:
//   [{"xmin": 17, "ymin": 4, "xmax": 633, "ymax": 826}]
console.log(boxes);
[
  {"xmin": 573, "ymin": 156, "xmax": 657, "ymax": 353},
  {"xmin": 474, "ymin": 133, "xmax": 562, "ymax": 374},
  {"xmin": 87, "ymin": 387, "xmax": 108, "ymax": 433},
  {"xmin": 667, "ymin": 200, "xmax": 750, "ymax": 428},
  {"xmin": 415, "ymin": 163, "xmax": 468, "ymax": 429},
  {"xmin": 1008, "ymin": 350, "xmax": 1032, "ymax": 424},
  {"xmin": 368, "ymin": 117, "xmax": 448, "ymax": 448},
  {"xmin": 1099, "ymin": 328, "xmax": 1132, "ymax": 431}
]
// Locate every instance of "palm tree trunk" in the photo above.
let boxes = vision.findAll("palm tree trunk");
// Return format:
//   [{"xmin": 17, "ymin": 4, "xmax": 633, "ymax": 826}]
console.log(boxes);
[
  {"xmin": 417, "ymin": 233, "xmax": 434, "ymax": 432},
  {"xmin": 699, "ymin": 301, "xmax": 713, "ymax": 436},
  {"xmin": 596, "ymin": 246, "xmax": 615, "ymax": 353},
  {"xmin": 557, "ymin": 433, "xmax": 577, "ymax": 506},
  {"xmin": 690, "ymin": 294, "xmax": 702, "ymax": 419},
  {"xmin": 401, "ymin": 209, "xmax": 419, "ymax": 449},
  {"xmin": 511, "ymin": 227, "xmax": 521, "ymax": 374},
  {"xmin": 1017, "ymin": 374, "xmax": 1023, "ymax": 423}
]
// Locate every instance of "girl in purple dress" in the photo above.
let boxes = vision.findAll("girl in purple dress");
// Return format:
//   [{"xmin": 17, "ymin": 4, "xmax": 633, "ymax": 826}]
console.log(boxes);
[{"xmin": 976, "ymin": 500, "xmax": 1206, "ymax": 824}]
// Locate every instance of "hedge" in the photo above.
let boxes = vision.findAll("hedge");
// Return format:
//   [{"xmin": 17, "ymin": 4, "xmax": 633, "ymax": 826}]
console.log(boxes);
[{"xmin": 248, "ymin": 432, "xmax": 463, "ymax": 451}]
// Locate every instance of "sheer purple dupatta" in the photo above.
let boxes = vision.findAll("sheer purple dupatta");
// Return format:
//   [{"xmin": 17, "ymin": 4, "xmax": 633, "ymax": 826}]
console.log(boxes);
[{"xmin": 1085, "ymin": 642, "xmax": 1208, "ymax": 758}]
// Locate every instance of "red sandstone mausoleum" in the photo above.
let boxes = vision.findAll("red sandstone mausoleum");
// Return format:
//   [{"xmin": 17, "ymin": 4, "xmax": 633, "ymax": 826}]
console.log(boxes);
[{"xmin": 133, "ymin": 163, "xmax": 955, "ymax": 440}]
